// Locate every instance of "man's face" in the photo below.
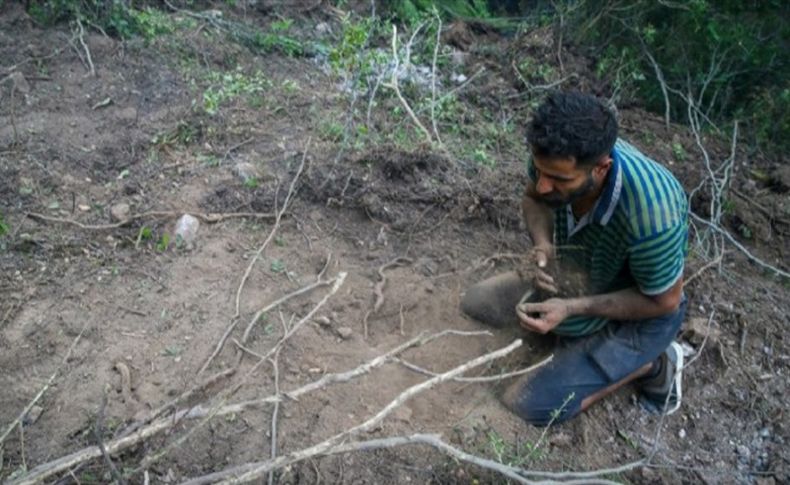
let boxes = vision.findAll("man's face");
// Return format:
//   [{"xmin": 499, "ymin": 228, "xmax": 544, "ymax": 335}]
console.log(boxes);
[{"xmin": 531, "ymin": 155, "xmax": 598, "ymax": 209}]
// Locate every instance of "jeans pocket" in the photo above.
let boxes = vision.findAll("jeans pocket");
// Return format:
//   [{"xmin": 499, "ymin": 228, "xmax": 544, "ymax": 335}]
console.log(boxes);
[{"xmin": 589, "ymin": 326, "xmax": 644, "ymax": 383}]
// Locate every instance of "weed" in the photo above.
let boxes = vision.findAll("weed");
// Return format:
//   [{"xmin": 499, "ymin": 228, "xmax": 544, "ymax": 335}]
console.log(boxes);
[
  {"xmin": 243, "ymin": 177, "xmax": 259, "ymax": 189},
  {"xmin": 0, "ymin": 213, "xmax": 8, "ymax": 237},
  {"xmin": 318, "ymin": 120, "xmax": 345, "ymax": 142},
  {"xmin": 152, "ymin": 121, "xmax": 201, "ymax": 147},
  {"xmin": 274, "ymin": 236, "xmax": 286, "ymax": 247},
  {"xmin": 270, "ymin": 259, "xmax": 286, "ymax": 273},
  {"xmin": 472, "ymin": 147, "xmax": 495, "ymax": 168},
  {"xmin": 671, "ymin": 141, "xmax": 687, "ymax": 161},
  {"xmin": 129, "ymin": 7, "xmax": 177, "ymax": 40},
  {"xmin": 202, "ymin": 69, "xmax": 270, "ymax": 115},
  {"xmin": 156, "ymin": 233, "xmax": 170, "ymax": 252}
]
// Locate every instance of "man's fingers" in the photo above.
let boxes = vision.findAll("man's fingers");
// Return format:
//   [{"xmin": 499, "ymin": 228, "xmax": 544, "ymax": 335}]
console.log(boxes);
[
  {"xmin": 515, "ymin": 306, "xmax": 549, "ymax": 334},
  {"xmin": 536, "ymin": 250, "xmax": 547, "ymax": 268},
  {"xmin": 535, "ymin": 272, "xmax": 559, "ymax": 294}
]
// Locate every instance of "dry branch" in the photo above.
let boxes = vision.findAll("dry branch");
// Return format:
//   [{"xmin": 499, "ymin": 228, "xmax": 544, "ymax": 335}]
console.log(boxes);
[
  {"xmin": 0, "ymin": 326, "xmax": 86, "ymax": 446},
  {"xmin": 9, "ymin": 329, "xmax": 488, "ymax": 484},
  {"xmin": 395, "ymin": 354, "xmax": 553, "ymax": 383},
  {"xmin": 362, "ymin": 257, "xmax": 413, "ymax": 338},
  {"xmin": 184, "ymin": 339, "xmax": 524, "ymax": 484},
  {"xmin": 384, "ymin": 25, "xmax": 435, "ymax": 145},
  {"xmin": 137, "ymin": 272, "xmax": 346, "ymax": 472},
  {"xmin": 198, "ymin": 142, "xmax": 310, "ymax": 375}
]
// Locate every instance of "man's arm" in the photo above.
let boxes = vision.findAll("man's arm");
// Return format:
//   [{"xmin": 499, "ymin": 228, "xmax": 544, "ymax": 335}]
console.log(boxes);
[
  {"xmin": 522, "ymin": 181, "xmax": 554, "ymax": 265},
  {"xmin": 517, "ymin": 277, "xmax": 683, "ymax": 334}
]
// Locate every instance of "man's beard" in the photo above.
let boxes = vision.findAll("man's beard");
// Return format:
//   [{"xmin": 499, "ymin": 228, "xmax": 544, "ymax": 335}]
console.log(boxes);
[{"xmin": 538, "ymin": 172, "xmax": 596, "ymax": 209}]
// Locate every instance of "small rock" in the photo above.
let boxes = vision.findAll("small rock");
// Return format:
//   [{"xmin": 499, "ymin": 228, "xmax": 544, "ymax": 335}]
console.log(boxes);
[
  {"xmin": 424, "ymin": 282, "xmax": 436, "ymax": 293},
  {"xmin": 639, "ymin": 467, "xmax": 658, "ymax": 482},
  {"xmin": 736, "ymin": 444, "xmax": 751, "ymax": 459},
  {"xmin": 683, "ymin": 317, "xmax": 720, "ymax": 347},
  {"xmin": 678, "ymin": 428, "xmax": 687, "ymax": 439},
  {"xmin": 110, "ymin": 203, "xmax": 131, "ymax": 222},
  {"xmin": 393, "ymin": 405, "xmax": 412, "ymax": 422},
  {"xmin": 174, "ymin": 214, "xmax": 200, "ymax": 248},
  {"xmin": 337, "ymin": 326, "xmax": 353, "ymax": 340},
  {"xmin": 233, "ymin": 162, "xmax": 259, "ymax": 183},
  {"xmin": 451, "ymin": 72, "xmax": 468, "ymax": 84},
  {"xmin": 24, "ymin": 405, "xmax": 44, "ymax": 425},
  {"xmin": 9, "ymin": 72, "xmax": 31, "ymax": 95},
  {"xmin": 315, "ymin": 22, "xmax": 331, "ymax": 35},
  {"xmin": 549, "ymin": 432, "xmax": 572, "ymax": 447},
  {"xmin": 754, "ymin": 478, "xmax": 776, "ymax": 485},
  {"xmin": 315, "ymin": 315, "xmax": 331, "ymax": 326},
  {"xmin": 116, "ymin": 107, "xmax": 138, "ymax": 123},
  {"xmin": 78, "ymin": 204, "xmax": 91, "ymax": 212}
]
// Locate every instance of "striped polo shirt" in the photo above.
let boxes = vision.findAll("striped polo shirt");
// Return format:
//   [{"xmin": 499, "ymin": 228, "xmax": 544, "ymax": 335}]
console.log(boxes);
[{"xmin": 527, "ymin": 139, "xmax": 689, "ymax": 336}]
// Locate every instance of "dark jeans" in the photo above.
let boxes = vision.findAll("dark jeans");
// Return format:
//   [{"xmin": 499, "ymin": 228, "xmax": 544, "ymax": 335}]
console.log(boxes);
[{"xmin": 461, "ymin": 271, "xmax": 686, "ymax": 426}]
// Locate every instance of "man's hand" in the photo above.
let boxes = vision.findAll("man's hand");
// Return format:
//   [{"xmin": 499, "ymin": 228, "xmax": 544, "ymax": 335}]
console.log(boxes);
[
  {"xmin": 519, "ymin": 244, "xmax": 558, "ymax": 294},
  {"xmin": 516, "ymin": 298, "xmax": 570, "ymax": 334}
]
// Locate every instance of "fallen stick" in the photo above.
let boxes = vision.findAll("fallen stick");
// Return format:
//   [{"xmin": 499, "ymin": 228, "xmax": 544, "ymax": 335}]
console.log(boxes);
[
  {"xmin": 0, "ymin": 326, "xmax": 86, "ymax": 446},
  {"xmin": 26, "ymin": 210, "xmax": 276, "ymax": 231},
  {"xmin": 184, "ymin": 338, "xmax": 525, "ymax": 484},
  {"xmin": 198, "ymin": 254, "xmax": 329, "ymax": 376},
  {"xmin": 136, "ymin": 272, "xmax": 346, "ymax": 472},
  {"xmin": 362, "ymin": 257, "xmax": 413, "ymax": 339},
  {"xmin": 394, "ymin": 354, "xmax": 553, "ymax": 383},
  {"xmin": 8, "ymin": 329, "xmax": 488, "ymax": 485}
]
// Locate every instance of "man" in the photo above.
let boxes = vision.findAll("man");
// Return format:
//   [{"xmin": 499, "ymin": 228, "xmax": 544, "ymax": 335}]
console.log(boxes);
[{"xmin": 461, "ymin": 91, "xmax": 688, "ymax": 425}]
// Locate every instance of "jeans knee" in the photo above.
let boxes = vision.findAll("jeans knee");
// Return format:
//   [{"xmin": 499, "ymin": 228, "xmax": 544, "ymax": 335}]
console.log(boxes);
[{"xmin": 504, "ymin": 382, "xmax": 580, "ymax": 427}]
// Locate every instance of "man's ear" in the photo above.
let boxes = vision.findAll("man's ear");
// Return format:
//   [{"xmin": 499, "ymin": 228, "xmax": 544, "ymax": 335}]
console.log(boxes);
[{"xmin": 593, "ymin": 156, "xmax": 613, "ymax": 180}]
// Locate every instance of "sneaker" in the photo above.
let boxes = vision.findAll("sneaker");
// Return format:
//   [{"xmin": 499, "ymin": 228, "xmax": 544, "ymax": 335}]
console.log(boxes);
[{"xmin": 638, "ymin": 341, "xmax": 684, "ymax": 415}]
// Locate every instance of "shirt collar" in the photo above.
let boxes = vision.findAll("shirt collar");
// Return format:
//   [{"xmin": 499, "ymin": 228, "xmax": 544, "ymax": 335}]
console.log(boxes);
[{"xmin": 591, "ymin": 146, "xmax": 623, "ymax": 225}]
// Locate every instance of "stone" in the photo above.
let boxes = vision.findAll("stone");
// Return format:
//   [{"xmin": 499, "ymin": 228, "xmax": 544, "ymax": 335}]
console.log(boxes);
[
  {"xmin": 24, "ymin": 405, "xmax": 44, "ymax": 424},
  {"xmin": 337, "ymin": 326, "xmax": 353, "ymax": 340},
  {"xmin": 548, "ymin": 431, "xmax": 572, "ymax": 447},
  {"xmin": 9, "ymin": 72, "xmax": 31, "ymax": 95},
  {"xmin": 393, "ymin": 405, "xmax": 412, "ymax": 422},
  {"xmin": 315, "ymin": 22, "xmax": 331, "ymax": 35},
  {"xmin": 233, "ymin": 162, "xmax": 259, "ymax": 183},
  {"xmin": 174, "ymin": 214, "xmax": 200, "ymax": 248},
  {"xmin": 110, "ymin": 203, "xmax": 131, "ymax": 222},
  {"xmin": 683, "ymin": 317, "xmax": 720, "ymax": 347}
]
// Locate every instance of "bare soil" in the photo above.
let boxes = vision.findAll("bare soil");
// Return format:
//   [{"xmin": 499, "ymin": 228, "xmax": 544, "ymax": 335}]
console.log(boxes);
[{"xmin": 1, "ymin": 3, "xmax": 788, "ymax": 484}]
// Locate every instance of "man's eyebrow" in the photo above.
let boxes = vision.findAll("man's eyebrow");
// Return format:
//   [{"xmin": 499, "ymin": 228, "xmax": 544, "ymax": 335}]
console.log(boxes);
[{"xmin": 534, "ymin": 166, "xmax": 575, "ymax": 181}]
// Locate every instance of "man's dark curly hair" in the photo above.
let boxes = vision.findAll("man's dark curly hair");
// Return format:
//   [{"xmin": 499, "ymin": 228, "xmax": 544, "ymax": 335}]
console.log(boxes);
[{"xmin": 526, "ymin": 91, "xmax": 618, "ymax": 167}]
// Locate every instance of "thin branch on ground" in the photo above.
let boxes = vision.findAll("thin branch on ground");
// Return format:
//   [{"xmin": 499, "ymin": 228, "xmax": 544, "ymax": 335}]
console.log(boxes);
[
  {"xmin": 198, "ymin": 141, "xmax": 310, "ymax": 376},
  {"xmin": 0, "ymin": 326, "xmax": 86, "ymax": 446},
  {"xmin": 136, "ymin": 272, "xmax": 346, "ymax": 473},
  {"xmin": 394, "ymin": 354, "xmax": 553, "ymax": 383},
  {"xmin": 240, "ymin": 253, "xmax": 331, "ymax": 345},
  {"xmin": 683, "ymin": 252, "xmax": 725, "ymax": 287},
  {"xmin": 9, "ymin": 328, "xmax": 487, "ymax": 485},
  {"xmin": 232, "ymin": 140, "xmax": 310, "ymax": 321},
  {"xmin": 686, "ymin": 310, "xmax": 716, "ymax": 368},
  {"xmin": 183, "ymin": 339, "xmax": 525, "ymax": 484},
  {"xmin": 94, "ymin": 385, "xmax": 125, "ymax": 485},
  {"xmin": 384, "ymin": 25, "xmax": 435, "ymax": 145},
  {"xmin": 117, "ymin": 368, "xmax": 236, "ymax": 439},
  {"xmin": 429, "ymin": 11, "xmax": 443, "ymax": 145},
  {"xmin": 198, "ymin": 252, "xmax": 329, "ymax": 376},
  {"xmin": 267, "ymin": 347, "xmax": 282, "ymax": 485},
  {"xmin": 74, "ymin": 18, "xmax": 96, "ymax": 77},
  {"xmin": 26, "ymin": 210, "xmax": 276, "ymax": 230},
  {"xmin": 690, "ymin": 212, "xmax": 789, "ymax": 279},
  {"xmin": 362, "ymin": 257, "xmax": 413, "ymax": 339}
]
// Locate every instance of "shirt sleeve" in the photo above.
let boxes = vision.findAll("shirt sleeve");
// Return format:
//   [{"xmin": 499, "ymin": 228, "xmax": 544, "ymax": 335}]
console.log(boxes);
[{"xmin": 628, "ymin": 221, "xmax": 687, "ymax": 295}]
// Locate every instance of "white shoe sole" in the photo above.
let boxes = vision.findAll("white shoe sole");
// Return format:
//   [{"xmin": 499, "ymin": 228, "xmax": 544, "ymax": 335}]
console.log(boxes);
[{"xmin": 665, "ymin": 341, "xmax": 684, "ymax": 415}]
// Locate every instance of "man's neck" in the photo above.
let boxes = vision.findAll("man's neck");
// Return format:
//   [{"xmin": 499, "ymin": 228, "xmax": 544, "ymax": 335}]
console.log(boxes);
[{"xmin": 571, "ymin": 179, "xmax": 607, "ymax": 219}]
